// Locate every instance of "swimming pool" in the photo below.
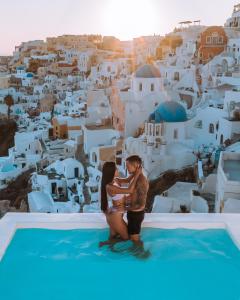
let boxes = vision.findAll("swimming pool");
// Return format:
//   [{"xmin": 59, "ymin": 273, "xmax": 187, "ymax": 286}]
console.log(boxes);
[{"xmin": 0, "ymin": 226, "xmax": 240, "ymax": 300}]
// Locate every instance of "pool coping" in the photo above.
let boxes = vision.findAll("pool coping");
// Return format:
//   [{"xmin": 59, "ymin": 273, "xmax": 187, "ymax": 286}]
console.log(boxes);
[{"xmin": 1, "ymin": 212, "xmax": 240, "ymax": 261}]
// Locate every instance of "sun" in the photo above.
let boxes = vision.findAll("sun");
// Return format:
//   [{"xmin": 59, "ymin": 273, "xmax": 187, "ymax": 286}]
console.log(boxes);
[{"xmin": 103, "ymin": 0, "xmax": 158, "ymax": 40}]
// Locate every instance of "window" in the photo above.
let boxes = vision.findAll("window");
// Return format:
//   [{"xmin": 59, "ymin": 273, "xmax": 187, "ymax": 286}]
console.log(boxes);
[
  {"xmin": 151, "ymin": 83, "xmax": 154, "ymax": 92},
  {"xmin": 74, "ymin": 167, "xmax": 79, "ymax": 178},
  {"xmin": 139, "ymin": 83, "xmax": 143, "ymax": 91},
  {"xmin": 174, "ymin": 72, "xmax": 180, "ymax": 81},
  {"xmin": 149, "ymin": 125, "xmax": 152, "ymax": 135},
  {"xmin": 194, "ymin": 120, "xmax": 202, "ymax": 129},
  {"xmin": 92, "ymin": 152, "xmax": 97, "ymax": 163},
  {"xmin": 51, "ymin": 182, "xmax": 57, "ymax": 194},
  {"xmin": 161, "ymin": 124, "xmax": 164, "ymax": 136},
  {"xmin": 209, "ymin": 123, "xmax": 214, "ymax": 134},
  {"xmin": 212, "ymin": 37, "xmax": 218, "ymax": 44},
  {"xmin": 90, "ymin": 186, "xmax": 98, "ymax": 193},
  {"xmin": 218, "ymin": 36, "xmax": 223, "ymax": 44},
  {"xmin": 173, "ymin": 129, "xmax": 178, "ymax": 139},
  {"xmin": 206, "ymin": 36, "xmax": 211, "ymax": 44},
  {"xmin": 220, "ymin": 134, "xmax": 224, "ymax": 144}
]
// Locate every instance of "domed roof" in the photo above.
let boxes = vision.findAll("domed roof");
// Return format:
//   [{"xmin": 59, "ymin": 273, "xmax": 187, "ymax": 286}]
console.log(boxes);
[
  {"xmin": 150, "ymin": 101, "xmax": 187, "ymax": 123},
  {"xmin": 135, "ymin": 64, "xmax": 161, "ymax": 78},
  {"xmin": 26, "ymin": 72, "xmax": 33, "ymax": 78}
]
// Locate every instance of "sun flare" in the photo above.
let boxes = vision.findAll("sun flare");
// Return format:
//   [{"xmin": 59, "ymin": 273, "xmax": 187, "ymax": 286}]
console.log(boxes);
[{"xmin": 103, "ymin": 0, "xmax": 158, "ymax": 40}]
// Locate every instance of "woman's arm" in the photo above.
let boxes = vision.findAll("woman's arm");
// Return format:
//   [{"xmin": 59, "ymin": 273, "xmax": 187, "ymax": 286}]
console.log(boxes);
[{"xmin": 107, "ymin": 168, "xmax": 141, "ymax": 195}]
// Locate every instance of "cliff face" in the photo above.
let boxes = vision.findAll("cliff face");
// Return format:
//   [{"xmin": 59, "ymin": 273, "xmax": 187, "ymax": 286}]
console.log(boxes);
[
  {"xmin": 146, "ymin": 167, "xmax": 196, "ymax": 212},
  {"xmin": 0, "ymin": 168, "xmax": 33, "ymax": 218},
  {"xmin": 0, "ymin": 120, "xmax": 17, "ymax": 156}
]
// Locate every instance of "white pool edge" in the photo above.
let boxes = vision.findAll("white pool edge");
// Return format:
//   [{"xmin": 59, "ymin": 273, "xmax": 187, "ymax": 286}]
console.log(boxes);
[{"xmin": 1, "ymin": 212, "xmax": 240, "ymax": 261}]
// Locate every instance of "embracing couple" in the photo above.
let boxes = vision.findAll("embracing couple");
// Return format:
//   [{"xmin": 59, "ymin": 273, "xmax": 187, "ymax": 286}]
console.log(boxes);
[{"xmin": 100, "ymin": 155, "xmax": 149, "ymax": 247}]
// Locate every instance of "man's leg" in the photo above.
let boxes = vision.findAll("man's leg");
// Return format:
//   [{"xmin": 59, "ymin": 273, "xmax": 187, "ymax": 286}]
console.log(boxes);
[
  {"xmin": 127, "ymin": 211, "xmax": 151, "ymax": 258},
  {"xmin": 130, "ymin": 234, "xmax": 141, "ymax": 242},
  {"xmin": 127, "ymin": 211, "xmax": 144, "ymax": 242}
]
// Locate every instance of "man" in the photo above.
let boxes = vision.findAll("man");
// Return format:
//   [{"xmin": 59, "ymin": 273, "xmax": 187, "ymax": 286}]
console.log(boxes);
[{"xmin": 115, "ymin": 155, "xmax": 149, "ymax": 243}]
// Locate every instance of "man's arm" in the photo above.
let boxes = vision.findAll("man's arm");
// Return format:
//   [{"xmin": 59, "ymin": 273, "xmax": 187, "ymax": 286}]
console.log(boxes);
[
  {"xmin": 107, "ymin": 171, "xmax": 141, "ymax": 195},
  {"xmin": 114, "ymin": 174, "xmax": 135, "ymax": 186}
]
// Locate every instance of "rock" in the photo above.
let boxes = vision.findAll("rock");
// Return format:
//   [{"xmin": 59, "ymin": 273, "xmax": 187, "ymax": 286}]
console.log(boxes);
[
  {"xmin": 146, "ymin": 167, "xmax": 196, "ymax": 212},
  {"xmin": 0, "ymin": 200, "xmax": 11, "ymax": 218},
  {"xmin": 0, "ymin": 199, "xmax": 23, "ymax": 218},
  {"xmin": 0, "ymin": 119, "xmax": 17, "ymax": 156}
]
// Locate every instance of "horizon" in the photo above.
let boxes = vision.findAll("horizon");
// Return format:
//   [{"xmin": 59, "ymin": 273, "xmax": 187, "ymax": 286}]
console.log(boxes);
[{"xmin": 0, "ymin": 0, "xmax": 238, "ymax": 56}]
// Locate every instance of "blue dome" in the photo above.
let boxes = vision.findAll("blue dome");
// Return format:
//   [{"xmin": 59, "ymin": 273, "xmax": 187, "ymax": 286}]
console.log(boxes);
[
  {"xmin": 26, "ymin": 73, "xmax": 33, "ymax": 78},
  {"xmin": 135, "ymin": 64, "xmax": 161, "ymax": 78},
  {"xmin": 150, "ymin": 101, "xmax": 187, "ymax": 123}
]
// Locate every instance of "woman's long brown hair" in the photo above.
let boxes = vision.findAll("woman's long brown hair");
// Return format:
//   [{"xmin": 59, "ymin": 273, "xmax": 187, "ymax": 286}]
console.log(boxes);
[{"xmin": 101, "ymin": 162, "xmax": 116, "ymax": 212}]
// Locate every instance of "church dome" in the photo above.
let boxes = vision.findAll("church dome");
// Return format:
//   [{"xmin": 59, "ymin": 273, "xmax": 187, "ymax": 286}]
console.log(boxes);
[
  {"xmin": 150, "ymin": 101, "xmax": 187, "ymax": 123},
  {"xmin": 135, "ymin": 64, "xmax": 161, "ymax": 78}
]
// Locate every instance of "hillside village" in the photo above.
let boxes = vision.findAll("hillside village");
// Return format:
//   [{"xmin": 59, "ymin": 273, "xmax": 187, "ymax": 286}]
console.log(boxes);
[{"xmin": 0, "ymin": 4, "xmax": 240, "ymax": 216}]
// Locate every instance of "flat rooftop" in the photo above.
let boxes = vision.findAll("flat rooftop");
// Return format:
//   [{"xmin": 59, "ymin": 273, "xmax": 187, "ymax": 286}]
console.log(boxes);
[
  {"xmin": 223, "ymin": 160, "xmax": 240, "ymax": 181},
  {"xmin": 165, "ymin": 182, "xmax": 198, "ymax": 202}
]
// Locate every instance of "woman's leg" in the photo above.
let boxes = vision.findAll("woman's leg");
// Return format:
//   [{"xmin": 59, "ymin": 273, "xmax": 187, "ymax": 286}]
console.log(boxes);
[
  {"xmin": 99, "ymin": 213, "xmax": 128, "ymax": 247},
  {"xmin": 106, "ymin": 213, "xmax": 118, "ymax": 238},
  {"xmin": 99, "ymin": 213, "xmax": 119, "ymax": 248},
  {"xmin": 108, "ymin": 213, "xmax": 128, "ymax": 240}
]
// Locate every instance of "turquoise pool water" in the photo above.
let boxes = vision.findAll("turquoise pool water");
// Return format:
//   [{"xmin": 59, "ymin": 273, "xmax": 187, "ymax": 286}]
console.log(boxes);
[
  {"xmin": 1, "ymin": 163, "xmax": 16, "ymax": 173},
  {"xmin": 0, "ymin": 228, "xmax": 240, "ymax": 300}
]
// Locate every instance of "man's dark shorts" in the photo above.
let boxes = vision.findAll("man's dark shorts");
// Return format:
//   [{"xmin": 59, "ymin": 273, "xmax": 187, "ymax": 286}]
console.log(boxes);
[{"xmin": 127, "ymin": 210, "xmax": 145, "ymax": 235}]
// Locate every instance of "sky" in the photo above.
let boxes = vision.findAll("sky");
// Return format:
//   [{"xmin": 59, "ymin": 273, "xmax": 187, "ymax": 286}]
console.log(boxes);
[{"xmin": 0, "ymin": 0, "xmax": 238, "ymax": 55}]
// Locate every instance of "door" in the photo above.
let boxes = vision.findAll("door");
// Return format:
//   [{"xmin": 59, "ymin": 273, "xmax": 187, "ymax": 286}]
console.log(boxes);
[
  {"xmin": 51, "ymin": 182, "xmax": 57, "ymax": 194},
  {"xmin": 74, "ymin": 167, "xmax": 79, "ymax": 178}
]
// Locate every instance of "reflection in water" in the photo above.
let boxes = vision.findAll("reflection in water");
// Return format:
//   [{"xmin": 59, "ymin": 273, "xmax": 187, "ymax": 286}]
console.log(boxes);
[{"xmin": 109, "ymin": 240, "xmax": 151, "ymax": 260}]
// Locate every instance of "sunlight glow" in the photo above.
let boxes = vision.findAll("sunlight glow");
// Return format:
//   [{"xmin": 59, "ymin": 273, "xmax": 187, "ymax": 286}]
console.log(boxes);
[{"xmin": 103, "ymin": 0, "xmax": 159, "ymax": 40}]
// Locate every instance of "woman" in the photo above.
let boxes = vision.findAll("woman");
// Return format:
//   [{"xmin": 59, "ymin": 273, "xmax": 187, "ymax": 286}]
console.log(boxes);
[{"xmin": 100, "ymin": 161, "xmax": 141, "ymax": 246}]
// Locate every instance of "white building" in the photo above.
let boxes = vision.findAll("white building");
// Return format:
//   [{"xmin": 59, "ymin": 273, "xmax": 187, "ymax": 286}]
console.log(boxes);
[
  {"xmin": 215, "ymin": 151, "xmax": 240, "ymax": 212},
  {"xmin": 110, "ymin": 64, "xmax": 168, "ymax": 138},
  {"xmin": 152, "ymin": 182, "xmax": 208, "ymax": 213},
  {"xmin": 123, "ymin": 101, "xmax": 196, "ymax": 179},
  {"xmin": 225, "ymin": 3, "xmax": 240, "ymax": 30},
  {"xmin": 83, "ymin": 125, "xmax": 120, "ymax": 155},
  {"xmin": 29, "ymin": 158, "xmax": 85, "ymax": 213},
  {"xmin": 78, "ymin": 50, "xmax": 95, "ymax": 73}
]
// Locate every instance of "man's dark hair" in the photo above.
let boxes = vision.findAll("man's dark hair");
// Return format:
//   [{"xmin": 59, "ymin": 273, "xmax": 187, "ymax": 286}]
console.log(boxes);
[{"xmin": 126, "ymin": 155, "xmax": 142, "ymax": 165}]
